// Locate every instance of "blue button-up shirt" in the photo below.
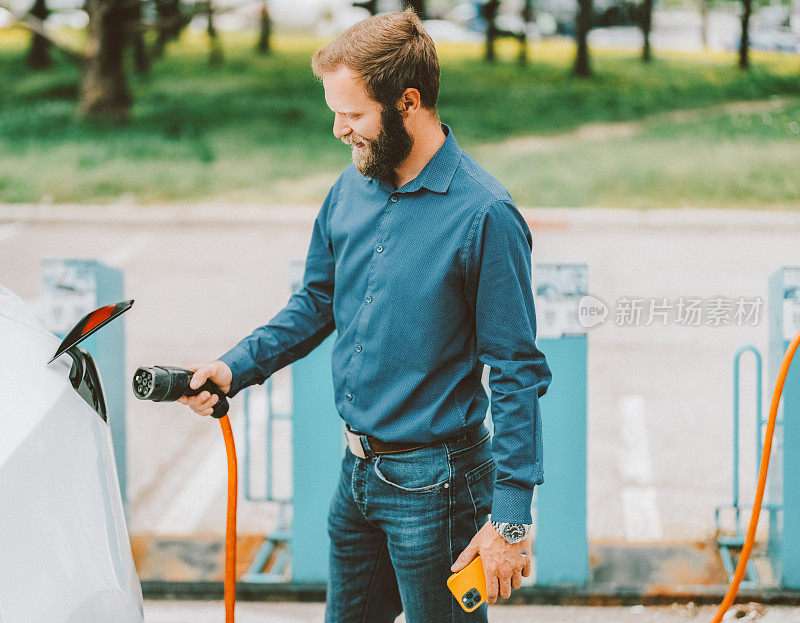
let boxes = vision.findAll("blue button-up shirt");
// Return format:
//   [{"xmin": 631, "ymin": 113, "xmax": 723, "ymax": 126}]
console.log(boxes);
[{"xmin": 219, "ymin": 123, "xmax": 551, "ymax": 524}]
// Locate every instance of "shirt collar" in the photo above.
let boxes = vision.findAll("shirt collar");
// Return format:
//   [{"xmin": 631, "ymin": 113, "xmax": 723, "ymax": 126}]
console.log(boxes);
[{"xmin": 373, "ymin": 123, "xmax": 461, "ymax": 195}]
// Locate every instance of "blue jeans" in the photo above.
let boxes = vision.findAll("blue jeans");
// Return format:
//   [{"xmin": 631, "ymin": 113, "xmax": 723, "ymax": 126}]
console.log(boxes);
[{"xmin": 324, "ymin": 422, "xmax": 494, "ymax": 623}]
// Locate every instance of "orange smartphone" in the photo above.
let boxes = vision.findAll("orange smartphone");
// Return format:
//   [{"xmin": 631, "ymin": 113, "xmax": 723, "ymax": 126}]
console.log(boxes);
[{"xmin": 446, "ymin": 555, "xmax": 487, "ymax": 612}]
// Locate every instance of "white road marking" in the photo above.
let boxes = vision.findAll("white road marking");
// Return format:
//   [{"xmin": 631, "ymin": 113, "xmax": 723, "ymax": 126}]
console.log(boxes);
[
  {"xmin": 0, "ymin": 222, "xmax": 23, "ymax": 243},
  {"xmin": 618, "ymin": 394, "xmax": 664, "ymax": 541}
]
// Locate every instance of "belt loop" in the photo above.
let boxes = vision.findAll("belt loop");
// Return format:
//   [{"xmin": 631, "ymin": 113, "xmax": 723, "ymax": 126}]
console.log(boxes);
[
  {"xmin": 345, "ymin": 423, "xmax": 375, "ymax": 459},
  {"xmin": 359, "ymin": 433, "xmax": 375, "ymax": 458}
]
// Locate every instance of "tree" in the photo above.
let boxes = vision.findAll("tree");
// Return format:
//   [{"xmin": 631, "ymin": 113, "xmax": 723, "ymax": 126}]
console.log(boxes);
[
  {"xmin": 574, "ymin": 0, "xmax": 592, "ymax": 77},
  {"xmin": 152, "ymin": 0, "xmax": 188, "ymax": 58},
  {"xmin": 698, "ymin": 0, "xmax": 711, "ymax": 50},
  {"xmin": 27, "ymin": 0, "xmax": 51, "ymax": 69},
  {"xmin": 640, "ymin": 0, "xmax": 653, "ymax": 62},
  {"xmin": 256, "ymin": 0, "xmax": 271, "ymax": 54},
  {"xmin": 206, "ymin": 0, "xmax": 223, "ymax": 65},
  {"xmin": 79, "ymin": 0, "xmax": 133, "ymax": 120},
  {"xmin": 481, "ymin": 0, "xmax": 501, "ymax": 61},
  {"xmin": 518, "ymin": 0, "xmax": 533, "ymax": 65},
  {"xmin": 479, "ymin": 0, "xmax": 529, "ymax": 63},
  {"xmin": 129, "ymin": 0, "xmax": 150, "ymax": 74},
  {"xmin": 739, "ymin": 0, "xmax": 752, "ymax": 69}
]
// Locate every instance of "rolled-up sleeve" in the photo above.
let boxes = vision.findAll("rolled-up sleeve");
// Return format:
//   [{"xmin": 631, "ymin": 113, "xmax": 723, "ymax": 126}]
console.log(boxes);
[
  {"xmin": 464, "ymin": 199, "xmax": 552, "ymax": 524},
  {"xmin": 218, "ymin": 182, "xmax": 338, "ymax": 398}
]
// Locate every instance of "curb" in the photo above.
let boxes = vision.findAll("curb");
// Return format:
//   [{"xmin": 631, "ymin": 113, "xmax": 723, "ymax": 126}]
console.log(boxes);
[
  {"xmin": 140, "ymin": 581, "xmax": 800, "ymax": 606},
  {"xmin": 2, "ymin": 203, "xmax": 800, "ymax": 231}
]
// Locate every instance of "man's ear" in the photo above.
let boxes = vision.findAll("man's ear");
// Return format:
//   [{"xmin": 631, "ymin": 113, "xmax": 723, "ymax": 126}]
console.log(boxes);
[{"xmin": 397, "ymin": 88, "xmax": 422, "ymax": 115}]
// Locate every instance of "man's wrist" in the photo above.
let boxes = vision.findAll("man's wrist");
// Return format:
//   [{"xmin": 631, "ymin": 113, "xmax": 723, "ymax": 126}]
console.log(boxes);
[{"xmin": 489, "ymin": 514, "xmax": 532, "ymax": 544}]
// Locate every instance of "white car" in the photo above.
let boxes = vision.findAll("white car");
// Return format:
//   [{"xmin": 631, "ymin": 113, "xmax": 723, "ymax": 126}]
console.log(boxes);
[{"xmin": 0, "ymin": 284, "xmax": 143, "ymax": 623}]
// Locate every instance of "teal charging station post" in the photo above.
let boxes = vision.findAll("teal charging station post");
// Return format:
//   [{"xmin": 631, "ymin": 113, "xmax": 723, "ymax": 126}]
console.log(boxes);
[
  {"xmin": 287, "ymin": 260, "xmax": 342, "ymax": 584},
  {"xmin": 41, "ymin": 259, "xmax": 129, "ymax": 514},
  {"xmin": 289, "ymin": 332, "xmax": 341, "ymax": 583},
  {"xmin": 532, "ymin": 262, "xmax": 589, "ymax": 586},
  {"xmin": 767, "ymin": 266, "xmax": 800, "ymax": 587}
]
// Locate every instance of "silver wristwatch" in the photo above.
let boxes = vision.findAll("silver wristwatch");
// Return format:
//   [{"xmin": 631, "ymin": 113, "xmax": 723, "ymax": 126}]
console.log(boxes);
[{"xmin": 490, "ymin": 515, "xmax": 532, "ymax": 544}]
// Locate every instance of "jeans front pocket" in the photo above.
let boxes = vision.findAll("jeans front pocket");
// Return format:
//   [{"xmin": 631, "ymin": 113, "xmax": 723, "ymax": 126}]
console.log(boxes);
[
  {"xmin": 372, "ymin": 444, "xmax": 450, "ymax": 493},
  {"xmin": 465, "ymin": 457, "xmax": 495, "ymax": 532}
]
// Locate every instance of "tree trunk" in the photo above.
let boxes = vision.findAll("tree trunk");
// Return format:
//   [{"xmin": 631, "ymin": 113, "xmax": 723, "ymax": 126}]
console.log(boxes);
[
  {"xmin": 574, "ymin": 0, "xmax": 592, "ymax": 77},
  {"xmin": 152, "ymin": 0, "xmax": 182, "ymax": 58},
  {"xmin": 256, "ymin": 1, "xmax": 271, "ymax": 54},
  {"xmin": 739, "ymin": 0, "xmax": 751, "ymax": 69},
  {"xmin": 699, "ymin": 0, "xmax": 710, "ymax": 50},
  {"xmin": 132, "ymin": 33, "xmax": 149, "ymax": 74},
  {"xmin": 641, "ymin": 0, "xmax": 652, "ymax": 62},
  {"xmin": 79, "ymin": 0, "xmax": 132, "ymax": 121},
  {"xmin": 518, "ymin": 0, "xmax": 533, "ymax": 65},
  {"xmin": 27, "ymin": 0, "xmax": 52, "ymax": 69},
  {"xmin": 130, "ymin": 0, "xmax": 150, "ymax": 74},
  {"xmin": 481, "ymin": 0, "xmax": 500, "ymax": 62},
  {"xmin": 207, "ymin": 0, "xmax": 222, "ymax": 65}
]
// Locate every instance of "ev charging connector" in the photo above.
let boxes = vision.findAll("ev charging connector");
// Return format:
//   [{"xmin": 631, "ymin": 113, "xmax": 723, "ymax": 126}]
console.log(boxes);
[{"xmin": 132, "ymin": 365, "xmax": 229, "ymax": 418}]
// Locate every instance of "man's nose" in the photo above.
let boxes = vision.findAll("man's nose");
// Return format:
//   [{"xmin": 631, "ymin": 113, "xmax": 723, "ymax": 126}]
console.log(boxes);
[{"xmin": 332, "ymin": 115, "xmax": 351, "ymax": 140}]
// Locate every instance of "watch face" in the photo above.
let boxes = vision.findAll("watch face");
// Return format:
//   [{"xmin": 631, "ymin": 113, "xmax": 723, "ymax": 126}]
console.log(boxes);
[
  {"xmin": 503, "ymin": 524, "xmax": 528, "ymax": 542},
  {"xmin": 492, "ymin": 521, "xmax": 529, "ymax": 543}
]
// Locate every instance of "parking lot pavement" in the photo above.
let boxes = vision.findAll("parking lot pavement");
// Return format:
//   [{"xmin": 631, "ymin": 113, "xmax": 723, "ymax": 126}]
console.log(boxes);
[
  {"xmin": 3, "ymin": 205, "xmax": 800, "ymax": 544},
  {"xmin": 143, "ymin": 600, "xmax": 800, "ymax": 622}
]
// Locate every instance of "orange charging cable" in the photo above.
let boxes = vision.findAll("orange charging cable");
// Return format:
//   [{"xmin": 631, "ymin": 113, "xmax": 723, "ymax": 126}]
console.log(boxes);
[
  {"xmin": 711, "ymin": 329, "xmax": 800, "ymax": 623},
  {"xmin": 220, "ymin": 413, "xmax": 238, "ymax": 623}
]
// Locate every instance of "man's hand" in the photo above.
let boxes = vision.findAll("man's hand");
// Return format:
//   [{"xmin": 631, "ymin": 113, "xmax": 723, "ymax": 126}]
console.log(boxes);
[
  {"xmin": 177, "ymin": 361, "xmax": 233, "ymax": 416},
  {"xmin": 450, "ymin": 520, "xmax": 532, "ymax": 605}
]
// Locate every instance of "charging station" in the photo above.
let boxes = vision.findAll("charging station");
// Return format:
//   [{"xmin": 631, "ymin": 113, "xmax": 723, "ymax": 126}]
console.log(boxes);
[
  {"xmin": 767, "ymin": 266, "xmax": 800, "ymax": 588},
  {"xmin": 532, "ymin": 262, "xmax": 590, "ymax": 586},
  {"xmin": 40, "ymin": 258, "xmax": 129, "ymax": 512}
]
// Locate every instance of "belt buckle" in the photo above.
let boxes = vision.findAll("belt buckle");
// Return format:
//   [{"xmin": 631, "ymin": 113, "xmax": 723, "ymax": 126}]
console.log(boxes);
[{"xmin": 345, "ymin": 427, "xmax": 367, "ymax": 459}]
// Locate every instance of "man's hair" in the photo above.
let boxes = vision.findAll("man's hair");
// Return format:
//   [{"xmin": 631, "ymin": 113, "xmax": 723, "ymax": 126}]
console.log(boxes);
[{"xmin": 311, "ymin": 8, "xmax": 440, "ymax": 112}]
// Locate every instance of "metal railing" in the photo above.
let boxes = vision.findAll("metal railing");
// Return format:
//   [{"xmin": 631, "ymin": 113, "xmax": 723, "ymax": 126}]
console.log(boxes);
[
  {"xmin": 714, "ymin": 345, "xmax": 765, "ymax": 588},
  {"xmin": 241, "ymin": 378, "xmax": 293, "ymax": 583}
]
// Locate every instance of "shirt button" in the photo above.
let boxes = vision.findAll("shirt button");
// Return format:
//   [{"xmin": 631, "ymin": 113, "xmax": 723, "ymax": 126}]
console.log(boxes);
[
  {"xmin": 389, "ymin": 195, "xmax": 398, "ymax": 203},
  {"xmin": 376, "ymin": 245, "xmax": 383, "ymax": 253},
  {"xmin": 346, "ymin": 393, "xmax": 353, "ymax": 401},
  {"xmin": 365, "ymin": 295, "xmax": 373, "ymax": 303},
  {"xmin": 355, "ymin": 345, "xmax": 362, "ymax": 352}
]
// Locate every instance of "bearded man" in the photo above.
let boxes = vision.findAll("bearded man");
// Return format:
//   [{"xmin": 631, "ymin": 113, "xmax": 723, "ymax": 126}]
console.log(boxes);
[{"xmin": 179, "ymin": 9, "xmax": 552, "ymax": 622}]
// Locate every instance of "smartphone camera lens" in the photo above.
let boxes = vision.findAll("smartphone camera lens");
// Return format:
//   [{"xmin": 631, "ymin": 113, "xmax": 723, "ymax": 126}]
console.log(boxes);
[{"xmin": 461, "ymin": 588, "xmax": 481, "ymax": 609}]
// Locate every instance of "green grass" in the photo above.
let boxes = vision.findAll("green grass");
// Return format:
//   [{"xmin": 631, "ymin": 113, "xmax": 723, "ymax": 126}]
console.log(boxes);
[
  {"xmin": 474, "ymin": 100, "xmax": 800, "ymax": 209},
  {"xmin": 1, "ymin": 29, "xmax": 800, "ymax": 207}
]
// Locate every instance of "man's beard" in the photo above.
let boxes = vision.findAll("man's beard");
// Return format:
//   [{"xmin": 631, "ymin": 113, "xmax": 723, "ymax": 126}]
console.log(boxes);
[{"xmin": 344, "ymin": 104, "xmax": 414, "ymax": 182}]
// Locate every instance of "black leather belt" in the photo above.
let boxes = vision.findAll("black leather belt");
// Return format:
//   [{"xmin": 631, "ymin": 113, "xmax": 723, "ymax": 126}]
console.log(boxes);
[{"xmin": 345, "ymin": 422, "xmax": 483, "ymax": 459}]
